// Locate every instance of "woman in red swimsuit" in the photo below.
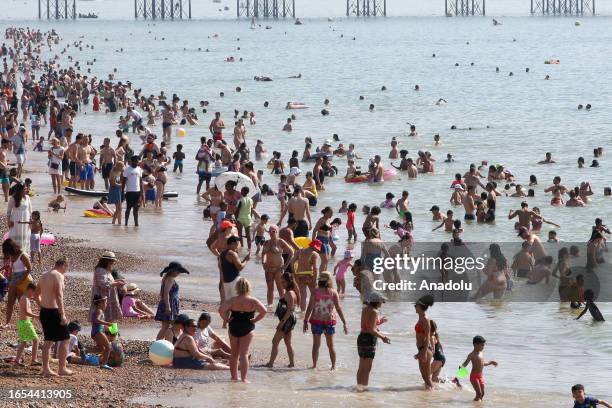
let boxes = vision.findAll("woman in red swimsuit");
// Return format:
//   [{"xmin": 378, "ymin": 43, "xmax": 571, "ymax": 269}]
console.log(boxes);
[{"xmin": 414, "ymin": 295, "xmax": 434, "ymax": 389}]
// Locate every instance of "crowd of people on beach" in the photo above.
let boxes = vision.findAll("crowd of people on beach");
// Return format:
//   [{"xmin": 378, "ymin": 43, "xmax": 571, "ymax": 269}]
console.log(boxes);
[{"xmin": 0, "ymin": 24, "xmax": 610, "ymax": 405}]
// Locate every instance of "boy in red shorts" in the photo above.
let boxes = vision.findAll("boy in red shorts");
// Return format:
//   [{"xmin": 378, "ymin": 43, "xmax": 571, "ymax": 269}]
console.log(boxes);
[{"xmin": 460, "ymin": 335, "xmax": 498, "ymax": 401}]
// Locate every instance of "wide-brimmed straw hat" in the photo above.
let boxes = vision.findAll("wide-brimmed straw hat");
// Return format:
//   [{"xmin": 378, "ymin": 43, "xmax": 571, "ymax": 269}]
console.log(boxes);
[
  {"xmin": 101, "ymin": 251, "xmax": 117, "ymax": 260},
  {"xmin": 125, "ymin": 283, "xmax": 141, "ymax": 294}
]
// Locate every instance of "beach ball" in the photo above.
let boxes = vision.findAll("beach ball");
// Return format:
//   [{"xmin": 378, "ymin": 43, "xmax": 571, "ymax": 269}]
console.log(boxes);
[
  {"xmin": 176, "ymin": 128, "xmax": 187, "ymax": 137},
  {"xmin": 149, "ymin": 339, "xmax": 174, "ymax": 366},
  {"xmin": 295, "ymin": 236, "xmax": 311, "ymax": 249}
]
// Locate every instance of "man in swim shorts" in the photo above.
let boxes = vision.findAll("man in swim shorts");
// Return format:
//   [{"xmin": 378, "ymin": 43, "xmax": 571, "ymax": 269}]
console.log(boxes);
[
  {"xmin": 36, "ymin": 257, "xmax": 72, "ymax": 377},
  {"xmin": 279, "ymin": 186, "xmax": 311, "ymax": 238},
  {"xmin": 209, "ymin": 112, "xmax": 225, "ymax": 141}
]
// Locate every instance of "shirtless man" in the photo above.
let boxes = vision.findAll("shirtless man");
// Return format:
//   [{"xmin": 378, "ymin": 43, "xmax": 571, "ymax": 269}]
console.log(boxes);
[
  {"xmin": 462, "ymin": 185, "xmax": 477, "ymax": 220},
  {"xmin": 538, "ymin": 152, "xmax": 556, "ymax": 164},
  {"xmin": 508, "ymin": 202, "xmax": 540, "ymax": 230},
  {"xmin": 35, "ymin": 257, "xmax": 72, "ymax": 377},
  {"xmin": 77, "ymin": 135, "xmax": 94, "ymax": 190},
  {"xmin": 65, "ymin": 134, "xmax": 81, "ymax": 188},
  {"xmin": 232, "ymin": 119, "xmax": 246, "ymax": 150},
  {"xmin": 430, "ymin": 205, "xmax": 445, "ymax": 221},
  {"xmin": 291, "ymin": 239, "xmax": 321, "ymax": 311},
  {"xmin": 406, "ymin": 158, "xmax": 418, "ymax": 179},
  {"xmin": 218, "ymin": 141, "xmax": 232, "ymax": 166},
  {"xmin": 464, "ymin": 165, "xmax": 486, "ymax": 192},
  {"xmin": 433, "ymin": 210, "xmax": 456, "ymax": 232},
  {"xmin": 511, "ymin": 241, "xmax": 535, "ymax": 278},
  {"xmin": 60, "ymin": 106, "xmax": 73, "ymax": 143},
  {"xmin": 99, "ymin": 137, "xmax": 115, "ymax": 190},
  {"xmin": 396, "ymin": 190, "xmax": 409, "ymax": 218},
  {"xmin": 518, "ymin": 226, "xmax": 547, "ymax": 262},
  {"xmin": 0, "ymin": 139, "xmax": 10, "ymax": 201},
  {"xmin": 279, "ymin": 185, "xmax": 311, "ymax": 238},
  {"xmin": 262, "ymin": 225, "xmax": 294, "ymax": 307},
  {"xmin": 209, "ymin": 112, "xmax": 225, "ymax": 141}
]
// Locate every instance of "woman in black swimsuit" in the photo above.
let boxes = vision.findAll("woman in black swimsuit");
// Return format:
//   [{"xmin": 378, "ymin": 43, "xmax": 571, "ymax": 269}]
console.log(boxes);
[
  {"xmin": 264, "ymin": 272, "xmax": 300, "ymax": 368},
  {"xmin": 218, "ymin": 277, "xmax": 267, "ymax": 382}
]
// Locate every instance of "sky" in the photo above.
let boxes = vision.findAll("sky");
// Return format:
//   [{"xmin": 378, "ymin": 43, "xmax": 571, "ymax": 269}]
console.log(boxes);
[{"xmin": 1, "ymin": 0, "xmax": 608, "ymax": 20}]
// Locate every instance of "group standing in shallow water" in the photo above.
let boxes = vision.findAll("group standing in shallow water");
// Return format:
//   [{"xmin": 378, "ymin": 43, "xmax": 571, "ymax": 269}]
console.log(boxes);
[{"xmin": 0, "ymin": 24, "xmax": 609, "ymax": 406}]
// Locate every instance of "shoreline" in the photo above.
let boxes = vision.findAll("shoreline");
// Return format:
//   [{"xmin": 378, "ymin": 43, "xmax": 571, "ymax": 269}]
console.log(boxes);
[{"xmin": 0, "ymin": 215, "xmax": 228, "ymax": 407}]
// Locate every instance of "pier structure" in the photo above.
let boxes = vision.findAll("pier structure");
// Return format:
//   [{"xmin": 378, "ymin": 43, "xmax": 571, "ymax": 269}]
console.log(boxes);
[
  {"xmin": 237, "ymin": 0, "xmax": 296, "ymax": 18},
  {"xmin": 38, "ymin": 0, "xmax": 76, "ymax": 19},
  {"xmin": 530, "ymin": 0, "xmax": 595, "ymax": 15},
  {"xmin": 346, "ymin": 0, "xmax": 387, "ymax": 17},
  {"xmin": 133, "ymin": 0, "xmax": 192, "ymax": 19},
  {"xmin": 445, "ymin": 0, "xmax": 486, "ymax": 16}
]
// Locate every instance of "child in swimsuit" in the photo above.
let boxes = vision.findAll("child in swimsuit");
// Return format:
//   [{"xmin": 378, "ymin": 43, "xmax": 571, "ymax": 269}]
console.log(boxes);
[
  {"xmin": 571, "ymin": 384, "xmax": 612, "ymax": 408},
  {"xmin": 91, "ymin": 295, "xmax": 114, "ymax": 370},
  {"xmin": 252, "ymin": 214, "xmax": 269, "ymax": 256},
  {"xmin": 460, "ymin": 335, "xmax": 498, "ymax": 401},
  {"xmin": 380, "ymin": 192, "xmax": 395, "ymax": 209},
  {"xmin": 333, "ymin": 250, "xmax": 353, "ymax": 296},
  {"xmin": 346, "ymin": 203, "xmax": 357, "ymax": 243}
]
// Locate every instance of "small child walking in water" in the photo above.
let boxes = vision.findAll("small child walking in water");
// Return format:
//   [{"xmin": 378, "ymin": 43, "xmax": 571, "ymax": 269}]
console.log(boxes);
[
  {"xmin": 252, "ymin": 214, "xmax": 269, "ymax": 256},
  {"xmin": 461, "ymin": 335, "xmax": 498, "ymax": 401},
  {"xmin": 333, "ymin": 250, "xmax": 353, "ymax": 296}
]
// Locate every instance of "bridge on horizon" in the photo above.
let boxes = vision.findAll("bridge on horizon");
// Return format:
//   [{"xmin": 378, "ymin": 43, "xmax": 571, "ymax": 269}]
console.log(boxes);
[{"xmin": 36, "ymin": 0, "xmax": 597, "ymax": 20}]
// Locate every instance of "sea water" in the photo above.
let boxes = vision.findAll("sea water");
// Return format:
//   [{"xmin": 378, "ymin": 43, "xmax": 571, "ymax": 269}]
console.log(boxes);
[{"xmin": 2, "ymin": 16, "xmax": 612, "ymax": 407}]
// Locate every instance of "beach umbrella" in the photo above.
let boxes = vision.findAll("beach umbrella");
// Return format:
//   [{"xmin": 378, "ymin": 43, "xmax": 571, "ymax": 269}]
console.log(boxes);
[{"xmin": 214, "ymin": 172, "xmax": 257, "ymax": 196}]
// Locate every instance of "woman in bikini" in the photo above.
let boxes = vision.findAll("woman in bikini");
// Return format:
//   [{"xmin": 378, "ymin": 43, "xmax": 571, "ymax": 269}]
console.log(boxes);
[
  {"xmin": 218, "ymin": 278, "xmax": 267, "ymax": 382},
  {"xmin": 293, "ymin": 240, "xmax": 321, "ymax": 311},
  {"xmin": 414, "ymin": 294, "xmax": 434, "ymax": 389},
  {"xmin": 303, "ymin": 272, "xmax": 347, "ymax": 370},
  {"xmin": 261, "ymin": 225, "xmax": 294, "ymax": 307},
  {"xmin": 311, "ymin": 207, "xmax": 334, "ymax": 273},
  {"xmin": 223, "ymin": 180, "xmax": 242, "ymax": 217}
]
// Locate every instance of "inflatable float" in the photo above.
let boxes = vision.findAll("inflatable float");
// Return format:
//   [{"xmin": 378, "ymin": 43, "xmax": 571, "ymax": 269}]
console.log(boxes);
[
  {"xmin": 65, "ymin": 187, "xmax": 178, "ymax": 199},
  {"xmin": 286, "ymin": 102, "xmax": 308, "ymax": 109},
  {"xmin": 3, "ymin": 232, "xmax": 55, "ymax": 246},
  {"xmin": 84, "ymin": 209, "xmax": 112, "ymax": 218},
  {"xmin": 345, "ymin": 169, "xmax": 397, "ymax": 183}
]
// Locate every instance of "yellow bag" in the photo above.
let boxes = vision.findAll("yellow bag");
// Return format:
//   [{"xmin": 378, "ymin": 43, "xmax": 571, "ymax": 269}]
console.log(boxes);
[{"xmin": 16, "ymin": 274, "xmax": 33, "ymax": 294}]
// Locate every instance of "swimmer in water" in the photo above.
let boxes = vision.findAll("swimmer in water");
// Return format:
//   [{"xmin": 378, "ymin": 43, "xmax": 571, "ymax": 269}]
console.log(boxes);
[
  {"xmin": 576, "ymin": 289, "xmax": 605, "ymax": 322},
  {"xmin": 538, "ymin": 152, "xmax": 556, "ymax": 164},
  {"xmin": 460, "ymin": 335, "xmax": 498, "ymax": 402}
]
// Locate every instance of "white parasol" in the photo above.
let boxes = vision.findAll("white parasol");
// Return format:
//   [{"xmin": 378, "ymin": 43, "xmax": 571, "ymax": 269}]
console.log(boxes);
[{"xmin": 214, "ymin": 172, "xmax": 257, "ymax": 197}]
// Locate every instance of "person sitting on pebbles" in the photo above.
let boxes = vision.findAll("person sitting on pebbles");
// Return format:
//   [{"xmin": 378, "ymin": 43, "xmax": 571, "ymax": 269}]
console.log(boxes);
[
  {"xmin": 48, "ymin": 195, "xmax": 67, "ymax": 212},
  {"xmin": 121, "ymin": 283, "xmax": 155, "ymax": 319}
]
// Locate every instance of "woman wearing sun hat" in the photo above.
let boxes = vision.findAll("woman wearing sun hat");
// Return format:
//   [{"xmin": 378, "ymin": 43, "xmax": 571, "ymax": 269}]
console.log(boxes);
[
  {"xmin": 121, "ymin": 283, "xmax": 155, "ymax": 318},
  {"xmin": 89, "ymin": 251, "xmax": 124, "ymax": 324},
  {"xmin": 155, "ymin": 262, "xmax": 190, "ymax": 340}
]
